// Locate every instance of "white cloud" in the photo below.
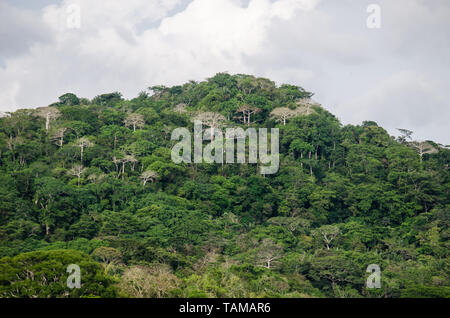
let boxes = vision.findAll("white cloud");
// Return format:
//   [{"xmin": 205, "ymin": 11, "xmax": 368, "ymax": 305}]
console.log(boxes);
[
  {"xmin": 0, "ymin": 0, "xmax": 321, "ymax": 106},
  {"xmin": 0, "ymin": 0, "xmax": 449, "ymax": 144},
  {"xmin": 337, "ymin": 70, "xmax": 449, "ymax": 143},
  {"xmin": 0, "ymin": 2, "xmax": 52, "ymax": 59}
]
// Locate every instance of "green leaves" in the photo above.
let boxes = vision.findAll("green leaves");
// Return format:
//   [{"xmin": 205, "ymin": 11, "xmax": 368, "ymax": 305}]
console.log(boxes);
[
  {"xmin": 0, "ymin": 73, "xmax": 448, "ymax": 298},
  {"xmin": 0, "ymin": 250, "xmax": 116, "ymax": 298}
]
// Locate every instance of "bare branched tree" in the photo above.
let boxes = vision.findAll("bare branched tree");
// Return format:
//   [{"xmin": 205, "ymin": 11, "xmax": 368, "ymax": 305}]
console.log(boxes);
[
  {"xmin": 255, "ymin": 239, "xmax": 284, "ymax": 269},
  {"xmin": 296, "ymin": 98, "xmax": 320, "ymax": 116},
  {"xmin": 75, "ymin": 137, "xmax": 94, "ymax": 163},
  {"xmin": 124, "ymin": 113, "xmax": 145, "ymax": 132},
  {"xmin": 193, "ymin": 112, "xmax": 226, "ymax": 140},
  {"xmin": 119, "ymin": 265, "xmax": 180, "ymax": 298},
  {"xmin": 36, "ymin": 107, "xmax": 60, "ymax": 132},
  {"xmin": 51, "ymin": 127, "xmax": 67, "ymax": 148},
  {"xmin": 68, "ymin": 164, "xmax": 87, "ymax": 186},
  {"xmin": 124, "ymin": 154, "xmax": 138, "ymax": 171},
  {"xmin": 236, "ymin": 104, "xmax": 260, "ymax": 126},
  {"xmin": 270, "ymin": 107, "xmax": 299, "ymax": 125},
  {"xmin": 140, "ymin": 170, "xmax": 159, "ymax": 186},
  {"xmin": 113, "ymin": 153, "xmax": 138, "ymax": 178},
  {"xmin": 410, "ymin": 141, "xmax": 438, "ymax": 162},
  {"xmin": 312, "ymin": 225, "xmax": 340, "ymax": 250}
]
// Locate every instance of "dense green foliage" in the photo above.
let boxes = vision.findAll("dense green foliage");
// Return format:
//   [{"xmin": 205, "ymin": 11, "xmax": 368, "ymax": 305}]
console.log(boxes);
[
  {"xmin": 0, "ymin": 73, "xmax": 448, "ymax": 298},
  {"xmin": 0, "ymin": 250, "xmax": 115, "ymax": 297}
]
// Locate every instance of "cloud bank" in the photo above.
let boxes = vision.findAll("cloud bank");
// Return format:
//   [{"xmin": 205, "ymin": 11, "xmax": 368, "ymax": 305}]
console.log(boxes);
[{"xmin": 0, "ymin": 0, "xmax": 449, "ymax": 144}]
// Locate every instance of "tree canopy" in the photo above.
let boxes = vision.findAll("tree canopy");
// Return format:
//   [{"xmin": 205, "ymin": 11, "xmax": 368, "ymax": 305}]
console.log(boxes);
[{"xmin": 0, "ymin": 73, "xmax": 448, "ymax": 298}]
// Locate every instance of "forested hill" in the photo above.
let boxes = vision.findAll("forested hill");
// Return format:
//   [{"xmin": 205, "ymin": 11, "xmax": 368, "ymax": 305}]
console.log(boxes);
[{"xmin": 0, "ymin": 73, "xmax": 448, "ymax": 298}]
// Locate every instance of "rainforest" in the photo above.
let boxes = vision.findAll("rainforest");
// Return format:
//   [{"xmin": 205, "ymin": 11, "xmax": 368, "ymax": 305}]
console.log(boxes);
[{"xmin": 0, "ymin": 73, "xmax": 448, "ymax": 298}]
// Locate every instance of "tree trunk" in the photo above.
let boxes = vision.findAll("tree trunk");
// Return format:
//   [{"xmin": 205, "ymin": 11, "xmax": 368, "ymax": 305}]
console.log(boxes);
[{"xmin": 46, "ymin": 114, "xmax": 50, "ymax": 132}]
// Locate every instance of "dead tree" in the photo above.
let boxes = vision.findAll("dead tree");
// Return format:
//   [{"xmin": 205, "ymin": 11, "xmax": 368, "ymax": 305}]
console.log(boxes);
[
  {"xmin": 76, "ymin": 137, "xmax": 94, "ymax": 163},
  {"xmin": 140, "ymin": 170, "xmax": 159, "ymax": 186},
  {"xmin": 236, "ymin": 104, "xmax": 260, "ymax": 126},
  {"xmin": 255, "ymin": 239, "xmax": 284, "ymax": 269},
  {"xmin": 296, "ymin": 98, "xmax": 320, "ymax": 115},
  {"xmin": 124, "ymin": 113, "xmax": 145, "ymax": 132},
  {"xmin": 270, "ymin": 107, "xmax": 300, "ymax": 125},
  {"xmin": 193, "ymin": 112, "xmax": 226, "ymax": 140},
  {"xmin": 68, "ymin": 164, "xmax": 87, "ymax": 186},
  {"xmin": 312, "ymin": 225, "xmax": 340, "ymax": 250},
  {"xmin": 410, "ymin": 141, "xmax": 438, "ymax": 162},
  {"xmin": 36, "ymin": 107, "xmax": 60, "ymax": 132},
  {"xmin": 51, "ymin": 127, "xmax": 67, "ymax": 148}
]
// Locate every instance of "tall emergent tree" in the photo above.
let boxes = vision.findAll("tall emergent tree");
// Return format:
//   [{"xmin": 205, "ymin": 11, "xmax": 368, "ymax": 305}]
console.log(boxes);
[
  {"xmin": 270, "ymin": 107, "xmax": 300, "ymax": 125},
  {"xmin": 124, "ymin": 113, "xmax": 145, "ymax": 132},
  {"xmin": 36, "ymin": 107, "xmax": 60, "ymax": 132},
  {"xmin": 236, "ymin": 104, "xmax": 260, "ymax": 126},
  {"xmin": 140, "ymin": 170, "xmax": 159, "ymax": 186},
  {"xmin": 75, "ymin": 137, "xmax": 94, "ymax": 163},
  {"xmin": 51, "ymin": 127, "xmax": 68, "ymax": 148},
  {"xmin": 193, "ymin": 112, "xmax": 226, "ymax": 140}
]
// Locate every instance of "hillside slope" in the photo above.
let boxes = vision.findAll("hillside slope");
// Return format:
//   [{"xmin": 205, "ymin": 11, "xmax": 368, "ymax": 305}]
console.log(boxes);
[{"xmin": 0, "ymin": 73, "xmax": 449, "ymax": 298}]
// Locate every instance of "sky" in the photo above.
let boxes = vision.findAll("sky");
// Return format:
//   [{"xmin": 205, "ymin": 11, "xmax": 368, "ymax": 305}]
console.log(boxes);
[{"xmin": 0, "ymin": 0, "xmax": 449, "ymax": 144}]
